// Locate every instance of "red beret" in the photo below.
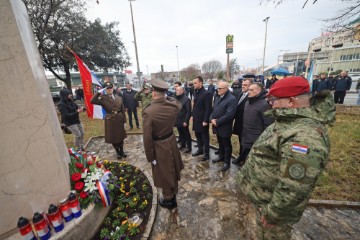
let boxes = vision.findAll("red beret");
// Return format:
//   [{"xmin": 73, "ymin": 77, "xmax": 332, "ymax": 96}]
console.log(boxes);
[{"xmin": 268, "ymin": 76, "xmax": 310, "ymax": 98}]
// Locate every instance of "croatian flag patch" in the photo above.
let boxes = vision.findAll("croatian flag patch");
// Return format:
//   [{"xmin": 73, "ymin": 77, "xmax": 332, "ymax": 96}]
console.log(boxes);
[{"xmin": 292, "ymin": 144, "xmax": 308, "ymax": 154}]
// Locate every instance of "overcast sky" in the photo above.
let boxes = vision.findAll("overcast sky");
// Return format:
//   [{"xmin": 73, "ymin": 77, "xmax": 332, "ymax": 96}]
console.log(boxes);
[{"xmin": 85, "ymin": 0, "xmax": 349, "ymax": 75}]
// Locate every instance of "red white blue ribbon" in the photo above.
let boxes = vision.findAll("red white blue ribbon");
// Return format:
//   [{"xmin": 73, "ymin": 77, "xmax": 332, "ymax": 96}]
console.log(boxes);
[
  {"xmin": 100, "ymin": 170, "xmax": 112, "ymax": 186},
  {"xmin": 96, "ymin": 181, "xmax": 111, "ymax": 207},
  {"xmin": 68, "ymin": 148, "xmax": 81, "ymax": 159}
]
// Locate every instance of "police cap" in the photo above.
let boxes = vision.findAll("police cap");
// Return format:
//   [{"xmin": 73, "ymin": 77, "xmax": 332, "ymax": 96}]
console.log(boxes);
[{"xmin": 150, "ymin": 79, "xmax": 169, "ymax": 92}]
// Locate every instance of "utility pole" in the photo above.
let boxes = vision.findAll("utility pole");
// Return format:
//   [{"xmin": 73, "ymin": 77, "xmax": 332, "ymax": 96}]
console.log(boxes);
[
  {"xmin": 262, "ymin": 17, "xmax": 270, "ymax": 75},
  {"xmin": 129, "ymin": 0, "xmax": 141, "ymax": 86}
]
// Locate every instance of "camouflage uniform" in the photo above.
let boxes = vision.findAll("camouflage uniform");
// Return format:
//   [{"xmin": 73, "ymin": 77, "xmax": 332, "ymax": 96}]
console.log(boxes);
[
  {"xmin": 237, "ymin": 91, "xmax": 336, "ymax": 240},
  {"xmin": 135, "ymin": 91, "xmax": 152, "ymax": 109}
]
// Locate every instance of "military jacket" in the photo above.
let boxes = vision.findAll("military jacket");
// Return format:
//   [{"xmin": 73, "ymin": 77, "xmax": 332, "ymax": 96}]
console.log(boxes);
[
  {"xmin": 237, "ymin": 91, "xmax": 336, "ymax": 226},
  {"xmin": 135, "ymin": 92, "xmax": 152, "ymax": 109}
]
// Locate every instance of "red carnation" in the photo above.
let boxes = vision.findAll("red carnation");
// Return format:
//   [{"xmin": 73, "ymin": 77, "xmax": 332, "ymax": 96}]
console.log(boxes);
[
  {"xmin": 75, "ymin": 162, "xmax": 84, "ymax": 169},
  {"xmin": 71, "ymin": 173, "xmax": 81, "ymax": 182},
  {"xmin": 74, "ymin": 181, "xmax": 84, "ymax": 191},
  {"xmin": 80, "ymin": 191, "xmax": 88, "ymax": 199},
  {"xmin": 87, "ymin": 160, "xmax": 94, "ymax": 166}
]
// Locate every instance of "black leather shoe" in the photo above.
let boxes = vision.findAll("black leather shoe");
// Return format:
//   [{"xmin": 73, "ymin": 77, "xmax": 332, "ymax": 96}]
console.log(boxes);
[
  {"xmin": 220, "ymin": 163, "xmax": 230, "ymax": 172},
  {"xmin": 212, "ymin": 156, "xmax": 224, "ymax": 163},
  {"xmin": 115, "ymin": 148, "xmax": 122, "ymax": 159},
  {"xmin": 183, "ymin": 148, "xmax": 191, "ymax": 153},
  {"xmin": 232, "ymin": 156, "xmax": 242, "ymax": 164},
  {"xmin": 159, "ymin": 197, "xmax": 177, "ymax": 210},
  {"xmin": 202, "ymin": 154, "xmax": 209, "ymax": 161},
  {"xmin": 192, "ymin": 150, "xmax": 204, "ymax": 156},
  {"xmin": 214, "ymin": 149, "xmax": 220, "ymax": 155},
  {"xmin": 178, "ymin": 145, "xmax": 186, "ymax": 150}
]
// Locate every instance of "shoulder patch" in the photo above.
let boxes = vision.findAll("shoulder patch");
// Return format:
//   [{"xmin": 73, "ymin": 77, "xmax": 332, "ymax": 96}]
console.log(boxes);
[
  {"xmin": 292, "ymin": 144, "xmax": 308, "ymax": 154},
  {"xmin": 284, "ymin": 158, "xmax": 308, "ymax": 181}
]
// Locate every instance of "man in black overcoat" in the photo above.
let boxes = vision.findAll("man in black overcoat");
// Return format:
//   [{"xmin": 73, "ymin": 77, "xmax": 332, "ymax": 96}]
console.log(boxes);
[
  {"xmin": 191, "ymin": 76, "xmax": 212, "ymax": 160},
  {"xmin": 210, "ymin": 81, "xmax": 237, "ymax": 171},
  {"xmin": 232, "ymin": 78, "xmax": 252, "ymax": 164}
]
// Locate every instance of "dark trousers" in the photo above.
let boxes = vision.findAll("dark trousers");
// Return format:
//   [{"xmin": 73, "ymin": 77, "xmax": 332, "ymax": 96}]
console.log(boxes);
[
  {"xmin": 127, "ymin": 109, "xmax": 139, "ymax": 128},
  {"xmin": 112, "ymin": 141, "xmax": 124, "ymax": 149},
  {"xmin": 195, "ymin": 127, "xmax": 210, "ymax": 154},
  {"xmin": 237, "ymin": 135, "xmax": 243, "ymax": 157},
  {"xmin": 334, "ymin": 91, "xmax": 346, "ymax": 104},
  {"xmin": 177, "ymin": 126, "xmax": 192, "ymax": 149},
  {"xmin": 216, "ymin": 135, "xmax": 232, "ymax": 164},
  {"xmin": 240, "ymin": 147, "xmax": 251, "ymax": 162}
]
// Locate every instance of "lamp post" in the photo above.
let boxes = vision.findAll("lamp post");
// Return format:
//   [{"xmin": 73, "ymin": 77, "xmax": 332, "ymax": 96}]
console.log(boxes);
[
  {"xmin": 176, "ymin": 46, "xmax": 180, "ymax": 81},
  {"xmin": 262, "ymin": 17, "xmax": 270, "ymax": 75},
  {"xmin": 129, "ymin": 0, "xmax": 141, "ymax": 86}
]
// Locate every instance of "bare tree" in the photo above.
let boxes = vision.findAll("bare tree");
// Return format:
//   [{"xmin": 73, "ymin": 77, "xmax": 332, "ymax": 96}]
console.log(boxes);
[
  {"xmin": 181, "ymin": 63, "xmax": 201, "ymax": 81},
  {"xmin": 229, "ymin": 58, "xmax": 240, "ymax": 81},
  {"xmin": 262, "ymin": 0, "xmax": 360, "ymax": 35},
  {"xmin": 202, "ymin": 60, "xmax": 222, "ymax": 80}
]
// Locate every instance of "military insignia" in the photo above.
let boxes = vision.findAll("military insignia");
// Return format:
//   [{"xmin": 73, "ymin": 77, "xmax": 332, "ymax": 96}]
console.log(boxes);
[
  {"xmin": 292, "ymin": 144, "xmax": 308, "ymax": 154},
  {"xmin": 288, "ymin": 163, "xmax": 306, "ymax": 180}
]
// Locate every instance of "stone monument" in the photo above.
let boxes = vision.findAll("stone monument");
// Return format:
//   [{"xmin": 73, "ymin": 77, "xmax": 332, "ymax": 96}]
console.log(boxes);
[{"xmin": 0, "ymin": 0, "xmax": 70, "ymax": 237}]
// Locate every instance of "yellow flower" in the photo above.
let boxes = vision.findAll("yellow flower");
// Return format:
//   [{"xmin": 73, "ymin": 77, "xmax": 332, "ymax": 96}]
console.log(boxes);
[
  {"xmin": 133, "ymin": 197, "xmax": 137, "ymax": 202},
  {"xmin": 104, "ymin": 160, "xmax": 109, "ymax": 164}
]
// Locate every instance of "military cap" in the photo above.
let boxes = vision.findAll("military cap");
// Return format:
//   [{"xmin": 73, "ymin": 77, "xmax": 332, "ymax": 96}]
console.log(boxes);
[
  {"xmin": 104, "ymin": 82, "xmax": 113, "ymax": 89},
  {"xmin": 150, "ymin": 79, "xmax": 169, "ymax": 92},
  {"xmin": 268, "ymin": 76, "xmax": 310, "ymax": 98}
]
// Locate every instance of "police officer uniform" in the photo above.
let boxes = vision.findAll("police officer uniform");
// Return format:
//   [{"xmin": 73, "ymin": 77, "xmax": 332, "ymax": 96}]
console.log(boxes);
[{"xmin": 142, "ymin": 79, "xmax": 184, "ymax": 210}]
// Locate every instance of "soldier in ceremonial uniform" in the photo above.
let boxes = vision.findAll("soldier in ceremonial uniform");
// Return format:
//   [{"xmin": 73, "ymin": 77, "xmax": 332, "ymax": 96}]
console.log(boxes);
[
  {"xmin": 237, "ymin": 77, "xmax": 336, "ymax": 239},
  {"xmin": 142, "ymin": 79, "xmax": 184, "ymax": 210},
  {"xmin": 90, "ymin": 82, "xmax": 128, "ymax": 159}
]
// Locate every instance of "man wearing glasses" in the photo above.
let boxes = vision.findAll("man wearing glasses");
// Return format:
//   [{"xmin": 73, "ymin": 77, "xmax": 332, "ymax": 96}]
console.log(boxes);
[
  {"xmin": 210, "ymin": 81, "xmax": 237, "ymax": 171},
  {"xmin": 238, "ymin": 77, "xmax": 336, "ymax": 239},
  {"xmin": 91, "ymin": 82, "xmax": 128, "ymax": 159}
]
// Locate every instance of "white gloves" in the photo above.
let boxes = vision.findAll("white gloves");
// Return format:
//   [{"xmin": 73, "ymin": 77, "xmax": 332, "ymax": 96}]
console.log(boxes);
[
  {"xmin": 98, "ymin": 88, "xmax": 106, "ymax": 94},
  {"xmin": 152, "ymin": 160, "xmax": 157, "ymax": 166}
]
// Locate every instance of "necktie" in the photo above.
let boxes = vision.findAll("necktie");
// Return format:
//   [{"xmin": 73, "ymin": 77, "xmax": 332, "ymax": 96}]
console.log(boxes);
[{"xmin": 238, "ymin": 92, "xmax": 247, "ymax": 105}]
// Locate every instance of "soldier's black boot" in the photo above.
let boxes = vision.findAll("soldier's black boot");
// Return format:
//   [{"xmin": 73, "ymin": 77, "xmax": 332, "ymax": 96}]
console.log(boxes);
[
  {"xmin": 159, "ymin": 196, "xmax": 177, "ymax": 210},
  {"xmin": 115, "ymin": 148, "xmax": 122, "ymax": 159},
  {"xmin": 220, "ymin": 163, "xmax": 230, "ymax": 172},
  {"xmin": 119, "ymin": 147, "xmax": 127, "ymax": 158},
  {"xmin": 214, "ymin": 149, "xmax": 220, "ymax": 155}
]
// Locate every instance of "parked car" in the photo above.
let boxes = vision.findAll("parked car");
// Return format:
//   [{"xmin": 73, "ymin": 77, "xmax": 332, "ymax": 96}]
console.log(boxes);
[{"xmin": 50, "ymin": 86, "xmax": 63, "ymax": 102}]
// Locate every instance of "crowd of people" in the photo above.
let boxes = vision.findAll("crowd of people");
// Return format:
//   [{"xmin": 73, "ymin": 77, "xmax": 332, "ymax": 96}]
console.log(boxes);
[{"xmin": 59, "ymin": 71, "xmax": 341, "ymax": 239}]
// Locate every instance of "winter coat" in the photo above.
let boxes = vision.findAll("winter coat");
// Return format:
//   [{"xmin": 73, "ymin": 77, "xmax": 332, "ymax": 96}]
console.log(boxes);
[
  {"xmin": 58, "ymin": 89, "xmax": 81, "ymax": 126},
  {"xmin": 210, "ymin": 90, "xmax": 237, "ymax": 138},
  {"xmin": 241, "ymin": 90, "xmax": 274, "ymax": 149},
  {"xmin": 90, "ymin": 92, "xmax": 127, "ymax": 144},
  {"xmin": 207, "ymin": 84, "xmax": 216, "ymax": 96},
  {"xmin": 334, "ymin": 76, "xmax": 352, "ymax": 91},
  {"xmin": 122, "ymin": 89, "xmax": 138, "ymax": 110},
  {"xmin": 175, "ymin": 93, "xmax": 191, "ymax": 127},
  {"xmin": 142, "ymin": 97, "xmax": 184, "ymax": 188},
  {"xmin": 192, "ymin": 87, "xmax": 212, "ymax": 132},
  {"xmin": 313, "ymin": 78, "xmax": 330, "ymax": 92},
  {"xmin": 232, "ymin": 92, "xmax": 248, "ymax": 136}
]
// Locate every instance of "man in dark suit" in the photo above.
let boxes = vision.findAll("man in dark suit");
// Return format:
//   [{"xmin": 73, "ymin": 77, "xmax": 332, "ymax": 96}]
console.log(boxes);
[
  {"xmin": 210, "ymin": 81, "xmax": 237, "ymax": 171},
  {"xmin": 232, "ymin": 78, "xmax": 252, "ymax": 165},
  {"xmin": 175, "ymin": 86, "xmax": 192, "ymax": 153},
  {"xmin": 207, "ymin": 79, "xmax": 216, "ymax": 96},
  {"xmin": 191, "ymin": 76, "xmax": 212, "ymax": 160},
  {"xmin": 122, "ymin": 83, "xmax": 139, "ymax": 130}
]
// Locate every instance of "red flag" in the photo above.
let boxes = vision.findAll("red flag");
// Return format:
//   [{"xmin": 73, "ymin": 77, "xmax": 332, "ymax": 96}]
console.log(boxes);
[
  {"xmin": 67, "ymin": 48, "xmax": 102, "ymax": 118},
  {"xmin": 125, "ymin": 70, "xmax": 133, "ymax": 74}
]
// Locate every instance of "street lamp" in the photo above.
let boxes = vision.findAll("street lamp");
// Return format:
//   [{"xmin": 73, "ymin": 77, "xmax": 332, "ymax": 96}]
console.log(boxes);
[
  {"xmin": 128, "ymin": 0, "xmax": 141, "ymax": 85},
  {"xmin": 262, "ymin": 16, "xmax": 270, "ymax": 75},
  {"xmin": 176, "ymin": 46, "xmax": 180, "ymax": 81}
]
